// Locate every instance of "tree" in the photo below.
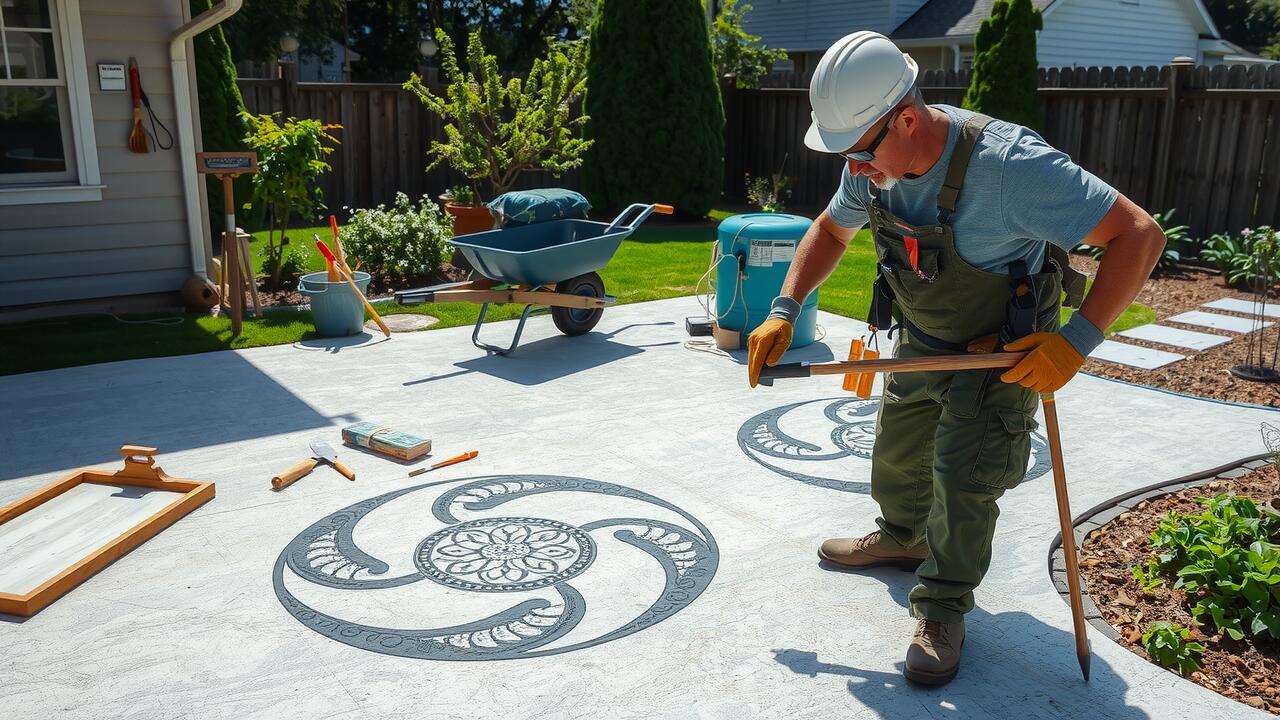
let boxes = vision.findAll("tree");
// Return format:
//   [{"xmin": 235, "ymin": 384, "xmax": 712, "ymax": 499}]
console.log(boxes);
[
  {"xmin": 403, "ymin": 29, "xmax": 592, "ymax": 200},
  {"xmin": 223, "ymin": 0, "xmax": 345, "ymax": 65},
  {"xmin": 582, "ymin": 0, "xmax": 724, "ymax": 217},
  {"xmin": 963, "ymin": 0, "xmax": 1042, "ymax": 130},
  {"xmin": 709, "ymin": 0, "xmax": 787, "ymax": 89},
  {"xmin": 1202, "ymin": 0, "xmax": 1280, "ymax": 58},
  {"xmin": 348, "ymin": 0, "xmax": 432, "ymax": 82},
  {"xmin": 190, "ymin": 0, "xmax": 250, "ymax": 240}
]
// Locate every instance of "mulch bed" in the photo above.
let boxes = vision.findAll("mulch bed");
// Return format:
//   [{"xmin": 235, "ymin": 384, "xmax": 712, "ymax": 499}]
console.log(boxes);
[
  {"xmin": 1079, "ymin": 464, "xmax": 1280, "ymax": 715},
  {"xmin": 1070, "ymin": 255, "xmax": 1280, "ymax": 407}
]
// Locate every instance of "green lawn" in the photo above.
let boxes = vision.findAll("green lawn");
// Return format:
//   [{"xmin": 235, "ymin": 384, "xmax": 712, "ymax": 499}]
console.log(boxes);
[{"xmin": 0, "ymin": 219, "xmax": 1151, "ymax": 375}]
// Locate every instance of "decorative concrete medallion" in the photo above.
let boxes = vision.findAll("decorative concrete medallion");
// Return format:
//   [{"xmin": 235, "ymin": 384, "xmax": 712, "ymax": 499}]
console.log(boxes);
[
  {"xmin": 275, "ymin": 475, "xmax": 718, "ymax": 661},
  {"xmin": 738, "ymin": 397, "xmax": 1052, "ymax": 494}
]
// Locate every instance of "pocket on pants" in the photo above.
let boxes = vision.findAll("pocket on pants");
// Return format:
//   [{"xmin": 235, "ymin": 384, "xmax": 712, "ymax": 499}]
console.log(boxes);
[{"xmin": 971, "ymin": 408, "xmax": 1039, "ymax": 490}]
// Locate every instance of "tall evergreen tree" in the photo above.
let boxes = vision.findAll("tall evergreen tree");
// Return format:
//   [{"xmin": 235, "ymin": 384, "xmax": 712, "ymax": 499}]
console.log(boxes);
[
  {"xmin": 962, "ymin": 0, "xmax": 1042, "ymax": 130},
  {"xmin": 582, "ymin": 0, "xmax": 724, "ymax": 217},
  {"xmin": 190, "ymin": 0, "xmax": 251, "ymax": 236}
]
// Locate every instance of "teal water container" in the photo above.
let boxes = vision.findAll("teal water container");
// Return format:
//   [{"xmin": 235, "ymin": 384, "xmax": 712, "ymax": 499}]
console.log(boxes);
[
  {"xmin": 298, "ymin": 270, "xmax": 373, "ymax": 337},
  {"xmin": 715, "ymin": 213, "xmax": 818, "ymax": 348}
]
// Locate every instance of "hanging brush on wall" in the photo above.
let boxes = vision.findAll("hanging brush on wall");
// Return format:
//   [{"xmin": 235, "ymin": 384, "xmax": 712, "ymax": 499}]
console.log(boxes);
[{"xmin": 126, "ymin": 58, "xmax": 173, "ymax": 154}]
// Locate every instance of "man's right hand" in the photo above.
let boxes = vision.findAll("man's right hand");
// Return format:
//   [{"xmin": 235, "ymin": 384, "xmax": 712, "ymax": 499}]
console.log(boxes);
[{"xmin": 747, "ymin": 317, "xmax": 794, "ymax": 388}]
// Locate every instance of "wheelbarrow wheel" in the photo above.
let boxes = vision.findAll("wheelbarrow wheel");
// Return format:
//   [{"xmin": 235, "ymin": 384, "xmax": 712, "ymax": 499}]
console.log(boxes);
[{"xmin": 551, "ymin": 272, "xmax": 605, "ymax": 336}]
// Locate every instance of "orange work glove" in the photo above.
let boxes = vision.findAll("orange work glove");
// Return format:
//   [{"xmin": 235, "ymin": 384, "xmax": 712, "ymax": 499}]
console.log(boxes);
[
  {"xmin": 747, "ymin": 317, "xmax": 793, "ymax": 388},
  {"xmin": 1000, "ymin": 332, "xmax": 1085, "ymax": 393}
]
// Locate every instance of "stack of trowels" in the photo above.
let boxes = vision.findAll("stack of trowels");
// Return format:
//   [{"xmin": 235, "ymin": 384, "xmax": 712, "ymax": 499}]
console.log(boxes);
[{"xmin": 271, "ymin": 439, "xmax": 355, "ymax": 490}]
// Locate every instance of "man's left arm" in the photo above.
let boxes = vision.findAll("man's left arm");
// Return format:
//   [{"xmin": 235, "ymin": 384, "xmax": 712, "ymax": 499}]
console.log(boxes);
[{"xmin": 1001, "ymin": 194, "xmax": 1165, "ymax": 392}]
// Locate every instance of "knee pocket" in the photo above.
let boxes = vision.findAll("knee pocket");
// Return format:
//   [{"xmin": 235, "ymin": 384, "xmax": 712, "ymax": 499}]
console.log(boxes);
[{"xmin": 971, "ymin": 408, "xmax": 1039, "ymax": 490}]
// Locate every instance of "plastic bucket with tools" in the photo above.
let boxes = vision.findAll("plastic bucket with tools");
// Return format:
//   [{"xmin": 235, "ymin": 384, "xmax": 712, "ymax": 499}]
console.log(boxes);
[{"xmin": 298, "ymin": 270, "xmax": 372, "ymax": 337}]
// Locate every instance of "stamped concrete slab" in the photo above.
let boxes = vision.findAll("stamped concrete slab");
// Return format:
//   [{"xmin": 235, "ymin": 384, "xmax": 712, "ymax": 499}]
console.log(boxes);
[
  {"xmin": 1168, "ymin": 310, "xmax": 1272, "ymax": 334},
  {"xmin": 366, "ymin": 313, "xmax": 439, "ymax": 333},
  {"xmin": 1, "ymin": 296, "xmax": 1274, "ymax": 720},
  {"xmin": 1088, "ymin": 339, "xmax": 1186, "ymax": 369},
  {"xmin": 1203, "ymin": 297, "xmax": 1280, "ymax": 318},
  {"xmin": 1117, "ymin": 323, "xmax": 1232, "ymax": 350}
]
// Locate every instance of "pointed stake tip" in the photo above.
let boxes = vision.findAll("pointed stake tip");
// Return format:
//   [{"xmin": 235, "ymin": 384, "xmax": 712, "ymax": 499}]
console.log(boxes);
[{"xmin": 1079, "ymin": 652, "xmax": 1091, "ymax": 681}]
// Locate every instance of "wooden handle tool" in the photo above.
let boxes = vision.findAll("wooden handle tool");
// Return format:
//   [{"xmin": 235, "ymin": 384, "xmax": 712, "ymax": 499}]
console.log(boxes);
[
  {"xmin": 315, "ymin": 237, "xmax": 391, "ymax": 337},
  {"xmin": 272, "ymin": 458, "xmax": 319, "ymax": 490},
  {"xmin": 758, "ymin": 351, "xmax": 1029, "ymax": 385}
]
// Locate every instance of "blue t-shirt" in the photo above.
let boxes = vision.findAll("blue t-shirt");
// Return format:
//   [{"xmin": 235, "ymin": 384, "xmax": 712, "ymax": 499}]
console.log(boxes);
[{"xmin": 827, "ymin": 105, "xmax": 1117, "ymax": 276}]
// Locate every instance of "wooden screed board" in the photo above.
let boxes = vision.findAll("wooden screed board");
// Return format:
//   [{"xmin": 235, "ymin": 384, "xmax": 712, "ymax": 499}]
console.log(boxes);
[{"xmin": 0, "ymin": 446, "xmax": 215, "ymax": 616}]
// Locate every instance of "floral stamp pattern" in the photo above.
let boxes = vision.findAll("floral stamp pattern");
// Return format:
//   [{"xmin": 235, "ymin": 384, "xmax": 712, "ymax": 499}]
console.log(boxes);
[{"xmin": 417, "ymin": 517, "xmax": 595, "ymax": 592}]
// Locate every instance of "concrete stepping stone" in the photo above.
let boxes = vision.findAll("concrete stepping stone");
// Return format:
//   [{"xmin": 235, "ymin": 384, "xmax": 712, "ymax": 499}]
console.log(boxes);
[
  {"xmin": 1167, "ymin": 310, "xmax": 1271, "ymax": 334},
  {"xmin": 1117, "ymin": 324, "xmax": 1231, "ymax": 350},
  {"xmin": 1089, "ymin": 339, "xmax": 1185, "ymax": 369},
  {"xmin": 1202, "ymin": 297, "xmax": 1280, "ymax": 318},
  {"xmin": 366, "ymin": 314, "xmax": 439, "ymax": 333}
]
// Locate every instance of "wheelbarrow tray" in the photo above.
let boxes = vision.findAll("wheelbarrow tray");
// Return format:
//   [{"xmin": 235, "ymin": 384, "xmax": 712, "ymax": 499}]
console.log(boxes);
[{"xmin": 450, "ymin": 219, "xmax": 629, "ymax": 288}]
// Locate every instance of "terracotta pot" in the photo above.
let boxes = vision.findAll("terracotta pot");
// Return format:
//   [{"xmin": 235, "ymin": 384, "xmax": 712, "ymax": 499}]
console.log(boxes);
[{"xmin": 442, "ymin": 201, "xmax": 495, "ymax": 237}]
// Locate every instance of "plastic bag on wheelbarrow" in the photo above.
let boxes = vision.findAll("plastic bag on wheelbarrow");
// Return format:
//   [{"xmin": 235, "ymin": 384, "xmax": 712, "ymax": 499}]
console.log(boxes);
[{"xmin": 487, "ymin": 188, "xmax": 591, "ymax": 229}]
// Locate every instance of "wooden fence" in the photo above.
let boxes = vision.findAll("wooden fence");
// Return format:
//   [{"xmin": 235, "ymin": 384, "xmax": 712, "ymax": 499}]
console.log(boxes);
[
  {"xmin": 237, "ymin": 66, "xmax": 577, "ymax": 218},
  {"xmin": 240, "ymin": 61, "xmax": 1280, "ymax": 238},
  {"xmin": 728, "ymin": 61, "xmax": 1280, "ymax": 239}
]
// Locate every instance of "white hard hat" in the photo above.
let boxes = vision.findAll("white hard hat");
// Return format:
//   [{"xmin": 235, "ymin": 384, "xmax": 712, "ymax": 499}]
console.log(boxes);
[{"xmin": 805, "ymin": 31, "xmax": 919, "ymax": 153}]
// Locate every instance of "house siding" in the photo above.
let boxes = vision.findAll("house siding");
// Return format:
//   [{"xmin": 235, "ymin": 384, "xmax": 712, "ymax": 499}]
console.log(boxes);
[
  {"xmin": 893, "ymin": 0, "xmax": 931, "ymax": 29},
  {"xmin": 742, "ymin": 0, "xmax": 895, "ymax": 52},
  {"xmin": 0, "ymin": 0, "xmax": 195, "ymax": 309},
  {"xmin": 1037, "ymin": 0, "xmax": 1200, "ymax": 68}
]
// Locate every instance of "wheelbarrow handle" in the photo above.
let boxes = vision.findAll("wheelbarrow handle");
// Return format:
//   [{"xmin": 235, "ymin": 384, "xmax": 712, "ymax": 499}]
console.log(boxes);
[{"xmin": 602, "ymin": 203, "xmax": 674, "ymax": 236}]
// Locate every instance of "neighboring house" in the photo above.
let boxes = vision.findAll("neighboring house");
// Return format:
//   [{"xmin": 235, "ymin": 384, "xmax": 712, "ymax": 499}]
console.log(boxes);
[
  {"xmin": 1, "ymin": 0, "xmax": 239, "ymax": 318},
  {"xmin": 237, "ymin": 40, "xmax": 361, "ymax": 82},
  {"xmin": 731, "ymin": 0, "xmax": 1273, "ymax": 73}
]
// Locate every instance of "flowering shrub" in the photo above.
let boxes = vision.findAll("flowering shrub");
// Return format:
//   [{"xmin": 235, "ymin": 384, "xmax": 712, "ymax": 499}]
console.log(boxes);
[
  {"xmin": 341, "ymin": 193, "xmax": 453, "ymax": 277},
  {"xmin": 745, "ymin": 171, "xmax": 792, "ymax": 213}
]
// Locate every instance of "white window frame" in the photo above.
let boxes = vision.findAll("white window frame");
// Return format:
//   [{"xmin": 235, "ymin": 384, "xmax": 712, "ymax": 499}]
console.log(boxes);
[{"xmin": 0, "ymin": 0, "xmax": 102, "ymax": 206}]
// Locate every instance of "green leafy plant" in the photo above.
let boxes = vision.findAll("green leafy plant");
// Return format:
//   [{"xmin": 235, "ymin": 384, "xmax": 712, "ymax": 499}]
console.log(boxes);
[
  {"xmin": 1131, "ymin": 493, "xmax": 1280, "ymax": 641},
  {"xmin": 1140, "ymin": 622, "xmax": 1205, "ymax": 675},
  {"xmin": 1076, "ymin": 208, "xmax": 1187, "ymax": 272},
  {"xmin": 240, "ymin": 112, "xmax": 341, "ymax": 288},
  {"xmin": 710, "ymin": 0, "xmax": 788, "ymax": 89},
  {"xmin": 260, "ymin": 244, "xmax": 308, "ymax": 285},
  {"xmin": 443, "ymin": 184, "xmax": 478, "ymax": 207},
  {"xmin": 744, "ymin": 171, "xmax": 791, "ymax": 213},
  {"xmin": 963, "ymin": 0, "xmax": 1043, "ymax": 130},
  {"xmin": 403, "ymin": 29, "xmax": 591, "ymax": 202},
  {"xmin": 340, "ymin": 193, "xmax": 453, "ymax": 277},
  {"xmin": 1200, "ymin": 226, "xmax": 1280, "ymax": 287}
]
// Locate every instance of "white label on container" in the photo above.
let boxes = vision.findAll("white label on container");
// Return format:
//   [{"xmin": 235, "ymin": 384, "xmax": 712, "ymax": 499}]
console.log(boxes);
[{"xmin": 747, "ymin": 239, "xmax": 796, "ymax": 267}]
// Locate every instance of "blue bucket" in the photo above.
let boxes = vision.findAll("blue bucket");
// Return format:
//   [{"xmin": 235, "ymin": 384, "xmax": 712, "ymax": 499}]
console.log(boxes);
[
  {"xmin": 298, "ymin": 270, "xmax": 372, "ymax": 337},
  {"xmin": 715, "ymin": 213, "xmax": 818, "ymax": 348}
]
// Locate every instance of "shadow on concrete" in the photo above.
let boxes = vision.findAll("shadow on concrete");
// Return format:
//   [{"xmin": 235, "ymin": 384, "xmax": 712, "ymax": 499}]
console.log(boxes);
[
  {"xmin": 0, "ymin": 350, "xmax": 338, "ymax": 481},
  {"xmin": 291, "ymin": 333, "xmax": 391, "ymax": 353},
  {"xmin": 775, "ymin": 570, "xmax": 1152, "ymax": 719},
  {"xmin": 404, "ymin": 322, "xmax": 678, "ymax": 387}
]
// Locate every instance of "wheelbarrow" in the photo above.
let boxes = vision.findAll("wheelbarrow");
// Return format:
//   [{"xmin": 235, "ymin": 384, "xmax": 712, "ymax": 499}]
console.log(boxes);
[{"xmin": 395, "ymin": 202, "xmax": 674, "ymax": 355}]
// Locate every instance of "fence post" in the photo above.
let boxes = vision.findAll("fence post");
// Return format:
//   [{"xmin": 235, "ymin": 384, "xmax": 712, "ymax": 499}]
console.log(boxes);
[
  {"xmin": 280, "ymin": 62, "xmax": 300, "ymax": 118},
  {"xmin": 1153, "ymin": 56, "xmax": 1194, "ymax": 212}
]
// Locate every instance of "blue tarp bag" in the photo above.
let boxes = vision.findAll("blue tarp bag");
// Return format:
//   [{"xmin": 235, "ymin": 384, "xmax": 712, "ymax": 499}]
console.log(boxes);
[{"xmin": 487, "ymin": 188, "xmax": 591, "ymax": 228}]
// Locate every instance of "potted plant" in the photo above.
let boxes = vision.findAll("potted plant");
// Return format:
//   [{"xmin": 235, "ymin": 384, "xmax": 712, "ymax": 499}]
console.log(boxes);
[
  {"xmin": 403, "ymin": 29, "xmax": 592, "ymax": 238},
  {"xmin": 438, "ymin": 184, "xmax": 491, "ymax": 237}
]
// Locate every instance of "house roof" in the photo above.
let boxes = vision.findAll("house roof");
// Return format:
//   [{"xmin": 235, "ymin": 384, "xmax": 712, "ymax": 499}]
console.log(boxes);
[
  {"xmin": 890, "ymin": 0, "xmax": 1219, "ymax": 41},
  {"xmin": 891, "ymin": 0, "xmax": 1056, "ymax": 40}
]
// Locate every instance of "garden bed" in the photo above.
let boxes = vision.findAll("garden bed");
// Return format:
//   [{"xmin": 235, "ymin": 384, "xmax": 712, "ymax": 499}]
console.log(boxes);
[
  {"xmin": 1071, "ymin": 255, "xmax": 1280, "ymax": 407},
  {"xmin": 1077, "ymin": 463, "xmax": 1280, "ymax": 715}
]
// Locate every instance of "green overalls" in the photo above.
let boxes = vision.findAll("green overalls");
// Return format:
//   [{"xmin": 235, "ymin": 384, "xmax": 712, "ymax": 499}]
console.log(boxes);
[{"xmin": 864, "ymin": 113, "xmax": 1085, "ymax": 623}]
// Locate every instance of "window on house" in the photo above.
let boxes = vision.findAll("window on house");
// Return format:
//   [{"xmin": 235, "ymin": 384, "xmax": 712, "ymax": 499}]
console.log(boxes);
[
  {"xmin": 1, "ymin": 0, "xmax": 75, "ymax": 185},
  {"xmin": 959, "ymin": 50, "xmax": 974, "ymax": 71}
]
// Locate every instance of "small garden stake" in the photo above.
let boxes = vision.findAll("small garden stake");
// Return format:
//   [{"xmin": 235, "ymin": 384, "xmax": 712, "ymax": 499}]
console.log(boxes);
[{"xmin": 759, "ymin": 352, "xmax": 1093, "ymax": 679}]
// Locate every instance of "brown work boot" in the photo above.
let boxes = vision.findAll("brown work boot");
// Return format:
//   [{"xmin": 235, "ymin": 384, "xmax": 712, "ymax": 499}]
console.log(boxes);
[
  {"xmin": 904, "ymin": 619, "xmax": 965, "ymax": 686},
  {"xmin": 817, "ymin": 530, "xmax": 929, "ymax": 570}
]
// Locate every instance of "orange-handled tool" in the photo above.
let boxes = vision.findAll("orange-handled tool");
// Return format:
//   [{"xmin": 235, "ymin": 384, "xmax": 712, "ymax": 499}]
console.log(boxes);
[
  {"xmin": 653, "ymin": 204, "xmax": 675, "ymax": 215},
  {"xmin": 315, "ymin": 236, "xmax": 391, "ymax": 337},
  {"xmin": 408, "ymin": 450, "xmax": 479, "ymax": 477}
]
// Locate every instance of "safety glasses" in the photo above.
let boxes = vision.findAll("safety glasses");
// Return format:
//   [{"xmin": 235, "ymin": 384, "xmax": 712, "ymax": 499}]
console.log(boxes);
[{"xmin": 840, "ymin": 106, "xmax": 905, "ymax": 163}]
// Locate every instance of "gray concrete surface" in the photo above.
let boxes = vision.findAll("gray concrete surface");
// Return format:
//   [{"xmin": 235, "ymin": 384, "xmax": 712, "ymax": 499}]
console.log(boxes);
[{"xmin": 1, "ymin": 296, "xmax": 1275, "ymax": 720}]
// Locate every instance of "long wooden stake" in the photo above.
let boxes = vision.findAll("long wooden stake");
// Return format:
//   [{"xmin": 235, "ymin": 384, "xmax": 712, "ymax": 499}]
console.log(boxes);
[
  {"xmin": 759, "ymin": 350, "xmax": 1092, "ymax": 678},
  {"xmin": 1042, "ymin": 393, "xmax": 1091, "ymax": 680}
]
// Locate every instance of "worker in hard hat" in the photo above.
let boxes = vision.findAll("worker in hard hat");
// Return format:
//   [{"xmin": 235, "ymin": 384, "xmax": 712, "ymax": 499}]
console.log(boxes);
[{"xmin": 745, "ymin": 31, "xmax": 1165, "ymax": 686}]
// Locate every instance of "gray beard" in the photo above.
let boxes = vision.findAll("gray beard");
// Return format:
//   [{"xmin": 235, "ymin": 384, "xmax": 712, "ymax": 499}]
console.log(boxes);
[{"xmin": 872, "ymin": 175, "xmax": 899, "ymax": 191}]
